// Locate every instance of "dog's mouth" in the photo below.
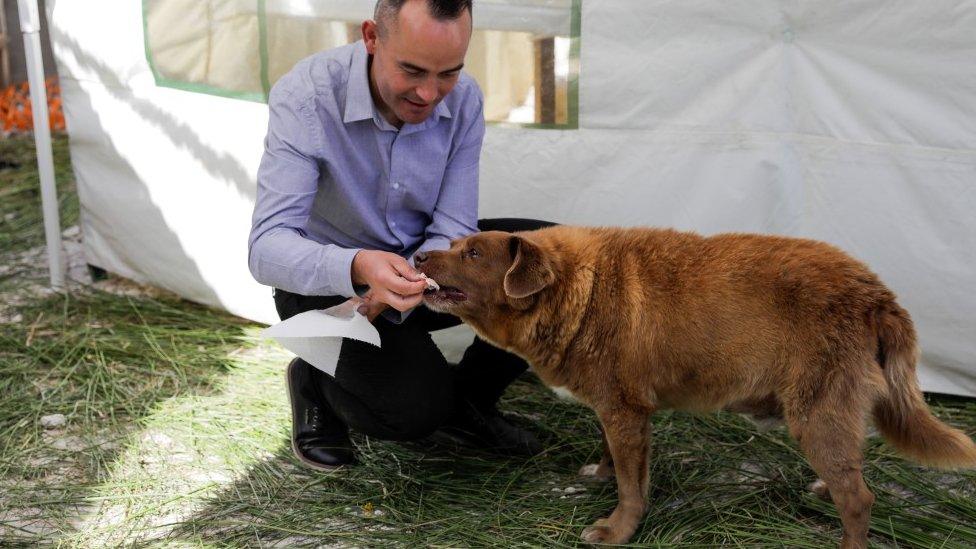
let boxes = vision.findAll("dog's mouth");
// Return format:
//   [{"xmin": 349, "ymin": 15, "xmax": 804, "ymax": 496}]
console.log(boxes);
[{"xmin": 423, "ymin": 285, "xmax": 467, "ymax": 302}]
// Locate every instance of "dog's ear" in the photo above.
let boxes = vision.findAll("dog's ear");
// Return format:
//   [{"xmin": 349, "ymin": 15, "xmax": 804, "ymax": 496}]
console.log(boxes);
[{"xmin": 504, "ymin": 235, "xmax": 554, "ymax": 299}]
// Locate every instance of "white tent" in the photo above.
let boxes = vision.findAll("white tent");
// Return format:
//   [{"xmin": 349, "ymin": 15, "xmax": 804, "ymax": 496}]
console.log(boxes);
[{"xmin": 46, "ymin": 0, "xmax": 976, "ymax": 396}]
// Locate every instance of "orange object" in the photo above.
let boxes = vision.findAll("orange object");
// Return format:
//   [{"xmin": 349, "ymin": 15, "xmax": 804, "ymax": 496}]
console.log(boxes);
[{"xmin": 0, "ymin": 76, "xmax": 66, "ymax": 134}]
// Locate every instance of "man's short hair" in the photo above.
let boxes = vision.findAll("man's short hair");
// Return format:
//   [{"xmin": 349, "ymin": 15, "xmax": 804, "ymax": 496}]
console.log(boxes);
[{"xmin": 374, "ymin": 0, "xmax": 473, "ymax": 36}]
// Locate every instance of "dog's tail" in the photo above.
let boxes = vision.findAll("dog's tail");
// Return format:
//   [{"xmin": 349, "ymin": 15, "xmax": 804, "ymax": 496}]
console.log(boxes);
[{"xmin": 872, "ymin": 303, "xmax": 976, "ymax": 469}]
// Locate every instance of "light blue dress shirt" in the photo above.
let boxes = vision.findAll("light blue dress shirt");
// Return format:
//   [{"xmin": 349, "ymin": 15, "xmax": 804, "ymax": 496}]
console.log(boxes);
[{"xmin": 248, "ymin": 40, "xmax": 485, "ymax": 301}]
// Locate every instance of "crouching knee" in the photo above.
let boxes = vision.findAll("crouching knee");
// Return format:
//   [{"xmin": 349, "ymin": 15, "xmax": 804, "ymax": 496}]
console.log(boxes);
[{"xmin": 359, "ymin": 390, "xmax": 455, "ymax": 442}]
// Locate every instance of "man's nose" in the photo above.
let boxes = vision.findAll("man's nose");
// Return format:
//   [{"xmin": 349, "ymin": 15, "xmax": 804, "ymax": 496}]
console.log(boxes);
[
  {"xmin": 414, "ymin": 252, "xmax": 428, "ymax": 265},
  {"xmin": 416, "ymin": 80, "xmax": 437, "ymax": 103}
]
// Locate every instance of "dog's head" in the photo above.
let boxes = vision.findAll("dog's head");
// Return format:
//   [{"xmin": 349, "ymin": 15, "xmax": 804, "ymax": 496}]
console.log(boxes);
[{"xmin": 417, "ymin": 231, "xmax": 556, "ymax": 320}]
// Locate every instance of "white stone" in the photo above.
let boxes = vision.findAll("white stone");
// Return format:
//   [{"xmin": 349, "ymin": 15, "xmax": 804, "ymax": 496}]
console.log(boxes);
[
  {"xmin": 40, "ymin": 414, "xmax": 66, "ymax": 429},
  {"xmin": 578, "ymin": 464, "xmax": 600, "ymax": 476},
  {"xmin": 2, "ymin": 313, "xmax": 23, "ymax": 324}
]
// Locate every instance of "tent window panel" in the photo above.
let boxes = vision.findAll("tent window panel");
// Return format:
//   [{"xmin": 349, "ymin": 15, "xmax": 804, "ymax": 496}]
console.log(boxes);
[
  {"xmin": 143, "ymin": 0, "xmax": 580, "ymax": 128},
  {"xmin": 143, "ymin": 0, "xmax": 266, "ymax": 101}
]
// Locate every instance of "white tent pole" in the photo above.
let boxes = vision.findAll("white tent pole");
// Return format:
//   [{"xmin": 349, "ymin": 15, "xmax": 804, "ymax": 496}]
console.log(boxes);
[{"xmin": 17, "ymin": 0, "xmax": 64, "ymax": 291}]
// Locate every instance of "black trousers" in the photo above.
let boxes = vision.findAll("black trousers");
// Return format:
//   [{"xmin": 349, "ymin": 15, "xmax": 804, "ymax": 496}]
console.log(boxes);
[{"xmin": 274, "ymin": 218, "xmax": 554, "ymax": 442}]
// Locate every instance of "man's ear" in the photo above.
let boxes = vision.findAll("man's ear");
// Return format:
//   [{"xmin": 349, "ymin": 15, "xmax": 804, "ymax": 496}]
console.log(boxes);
[
  {"xmin": 362, "ymin": 20, "xmax": 378, "ymax": 53},
  {"xmin": 503, "ymin": 236, "xmax": 554, "ymax": 299}
]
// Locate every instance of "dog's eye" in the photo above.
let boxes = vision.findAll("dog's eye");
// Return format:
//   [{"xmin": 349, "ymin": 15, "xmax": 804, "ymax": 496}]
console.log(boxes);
[{"xmin": 465, "ymin": 248, "xmax": 480, "ymax": 259}]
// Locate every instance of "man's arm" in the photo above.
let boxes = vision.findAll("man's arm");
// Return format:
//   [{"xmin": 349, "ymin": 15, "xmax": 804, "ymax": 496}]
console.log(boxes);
[{"xmin": 248, "ymin": 84, "xmax": 361, "ymax": 298}]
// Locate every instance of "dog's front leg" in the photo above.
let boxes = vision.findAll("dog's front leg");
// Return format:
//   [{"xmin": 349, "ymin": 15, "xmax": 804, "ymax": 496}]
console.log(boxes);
[
  {"xmin": 580, "ymin": 407, "xmax": 651, "ymax": 545},
  {"xmin": 579, "ymin": 426, "xmax": 614, "ymax": 481}
]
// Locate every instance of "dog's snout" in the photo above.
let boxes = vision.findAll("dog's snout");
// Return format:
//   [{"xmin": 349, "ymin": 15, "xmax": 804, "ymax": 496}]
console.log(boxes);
[{"xmin": 415, "ymin": 252, "xmax": 429, "ymax": 265}]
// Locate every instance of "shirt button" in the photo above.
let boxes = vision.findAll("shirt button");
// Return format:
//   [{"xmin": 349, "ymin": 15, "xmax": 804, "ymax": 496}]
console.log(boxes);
[
  {"xmin": 391, "ymin": 221, "xmax": 398, "ymax": 228},
  {"xmin": 393, "ymin": 182, "xmax": 400, "ymax": 190}
]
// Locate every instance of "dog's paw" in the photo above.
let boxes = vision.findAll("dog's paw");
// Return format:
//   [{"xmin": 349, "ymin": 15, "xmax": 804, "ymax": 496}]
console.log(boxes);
[
  {"xmin": 578, "ymin": 463, "xmax": 614, "ymax": 481},
  {"xmin": 807, "ymin": 478, "xmax": 831, "ymax": 501},
  {"xmin": 580, "ymin": 519, "xmax": 612, "ymax": 544}
]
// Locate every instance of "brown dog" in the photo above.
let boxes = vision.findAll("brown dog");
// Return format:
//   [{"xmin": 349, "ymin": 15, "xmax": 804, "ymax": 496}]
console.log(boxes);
[{"xmin": 417, "ymin": 226, "xmax": 976, "ymax": 548}]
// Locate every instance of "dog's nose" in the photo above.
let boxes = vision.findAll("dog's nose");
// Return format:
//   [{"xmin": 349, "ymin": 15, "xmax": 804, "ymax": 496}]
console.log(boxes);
[{"xmin": 415, "ymin": 252, "xmax": 428, "ymax": 265}]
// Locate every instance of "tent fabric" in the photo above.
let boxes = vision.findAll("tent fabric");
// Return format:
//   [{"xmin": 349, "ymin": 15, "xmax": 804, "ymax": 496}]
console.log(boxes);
[{"xmin": 48, "ymin": 0, "xmax": 976, "ymax": 397}]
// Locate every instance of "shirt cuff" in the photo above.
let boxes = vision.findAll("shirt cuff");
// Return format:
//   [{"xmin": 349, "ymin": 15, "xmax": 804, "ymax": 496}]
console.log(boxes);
[{"xmin": 327, "ymin": 246, "xmax": 362, "ymax": 298}]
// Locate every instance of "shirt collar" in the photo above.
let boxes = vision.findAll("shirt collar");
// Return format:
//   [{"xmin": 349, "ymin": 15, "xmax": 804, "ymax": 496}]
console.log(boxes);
[
  {"xmin": 343, "ymin": 41, "xmax": 374, "ymax": 123},
  {"xmin": 343, "ymin": 40, "xmax": 453, "ymax": 128}
]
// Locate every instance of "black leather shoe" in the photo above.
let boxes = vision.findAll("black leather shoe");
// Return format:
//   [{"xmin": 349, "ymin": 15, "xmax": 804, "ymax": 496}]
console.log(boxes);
[
  {"xmin": 437, "ymin": 399, "xmax": 543, "ymax": 456},
  {"xmin": 285, "ymin": 358, "xmax": 356, "ymax": 470}
]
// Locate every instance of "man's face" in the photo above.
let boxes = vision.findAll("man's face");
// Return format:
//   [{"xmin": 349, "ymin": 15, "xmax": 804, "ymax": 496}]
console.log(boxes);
[{"xmin": 363, "ymin": 1, "xmax": 471, "ymax": 127}]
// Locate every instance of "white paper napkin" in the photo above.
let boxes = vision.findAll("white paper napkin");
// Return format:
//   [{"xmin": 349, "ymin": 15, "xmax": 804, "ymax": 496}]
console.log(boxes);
[{"xmin": 262, "ymin": 300, "xmax": 381, "ymax": 376}]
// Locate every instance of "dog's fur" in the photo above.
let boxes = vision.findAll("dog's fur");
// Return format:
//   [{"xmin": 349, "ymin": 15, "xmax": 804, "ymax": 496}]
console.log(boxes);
[{"xmin": 419, "ymin": 226, "xmax": 976, "ymax": 548}]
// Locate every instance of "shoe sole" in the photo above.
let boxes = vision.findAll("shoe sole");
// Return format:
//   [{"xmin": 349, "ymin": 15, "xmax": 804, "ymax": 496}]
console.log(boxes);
[{"xmin": 285, "ymin": 360, "xmax": 346, "ymax": 472}]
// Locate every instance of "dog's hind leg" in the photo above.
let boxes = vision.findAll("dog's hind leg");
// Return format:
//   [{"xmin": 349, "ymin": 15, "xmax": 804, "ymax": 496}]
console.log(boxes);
[
  {"xmin": 784, "ymin": 360, "xmax": 883, "ymax": 549},
  {"xmin": 580, "ymin": 407, "xmax": 651, "ymax": 545},
  {"xmin": 579, "ymin": 425, "xmax": 614, "ymax": 481},
  {"xmin": 791, "ymin": 414, "xmax": 874, "ymax": 549}
]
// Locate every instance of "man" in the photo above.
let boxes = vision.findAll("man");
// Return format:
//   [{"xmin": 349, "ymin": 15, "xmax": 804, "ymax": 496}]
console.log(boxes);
[{"xmin": 248, "ymin": 0, "xmax": 551, "ymax": 469}]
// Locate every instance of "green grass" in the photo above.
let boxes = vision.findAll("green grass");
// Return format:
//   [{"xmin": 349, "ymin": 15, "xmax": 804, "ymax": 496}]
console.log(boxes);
[
  {"xmin": 0, "ymin": 134, "xmax": 77, "ymax": 256},
  {"xmin": 1, "ymin": 135, "xmax": 975, "ymax": 547}
]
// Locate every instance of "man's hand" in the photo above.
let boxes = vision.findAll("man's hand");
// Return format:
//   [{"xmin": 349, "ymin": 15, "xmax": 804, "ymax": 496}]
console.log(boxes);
[{"xmin": 351, "ymin": 250, "xmax": 428, "ymax": 313}]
